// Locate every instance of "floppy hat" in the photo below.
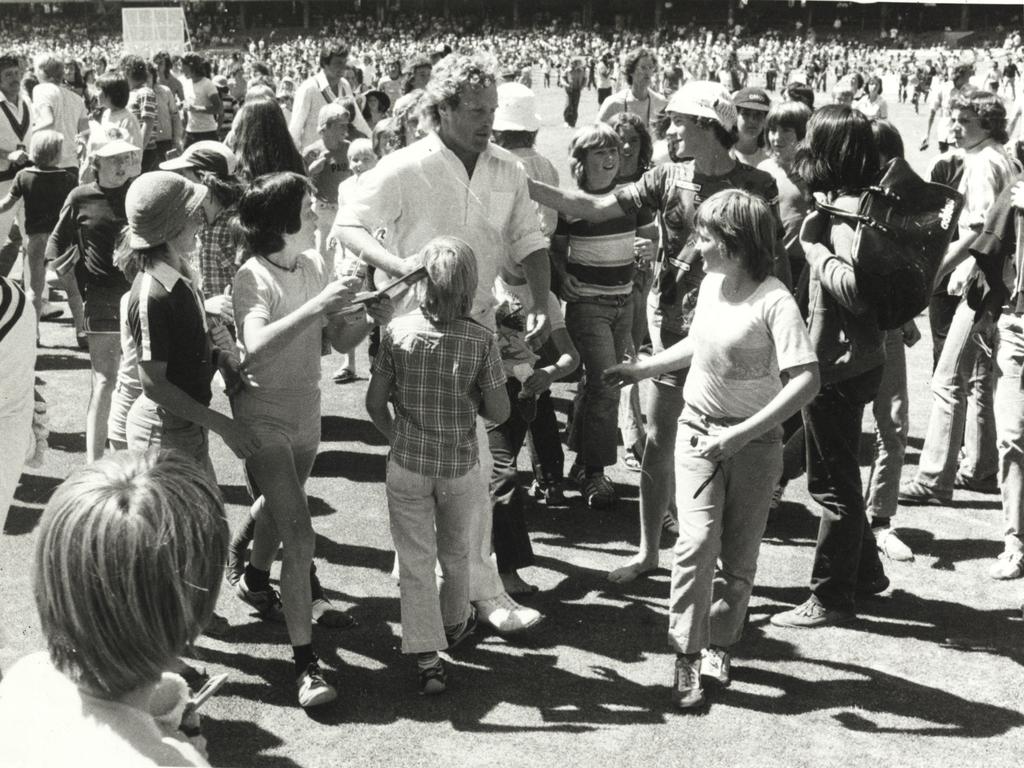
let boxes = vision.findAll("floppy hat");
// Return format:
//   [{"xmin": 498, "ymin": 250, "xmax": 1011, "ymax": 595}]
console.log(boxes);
[
  {"xmin": 159, "ymin": 140, "xmax": 237, "ymax": 177},
  {"xmin": 361, "ymin": 88, "xmax": 391, "ymax": 113},
  {"xmin": 126, "ymin": 171, "xmax": 208, "ymax": 250},
  {"xmin": 733, "ymin": 86, "xmax": 771, "ymax": 112},
  {"xmin": 665, "ymin": 81, "xmax": 737, "ymax": 131},
  {"xmin": 493, "ymin": 82, "xmax": 541, "ymax": 132}
]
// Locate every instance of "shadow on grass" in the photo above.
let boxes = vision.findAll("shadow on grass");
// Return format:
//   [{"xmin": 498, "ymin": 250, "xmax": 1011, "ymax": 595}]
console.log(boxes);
[
  {"xmin": 205, "ymin": 717, "xmax": 301, "ymax": 768},
  {"xmin": 35, "ymin": 352, "xmax": 90, "ymax": 371},
  {"xmin": 312, "ymin": 449, "xmax": 386, "ymax": 483},
  {"xmin": 320, "ymin": 414, "xmax": 388, "ymax": 446}
]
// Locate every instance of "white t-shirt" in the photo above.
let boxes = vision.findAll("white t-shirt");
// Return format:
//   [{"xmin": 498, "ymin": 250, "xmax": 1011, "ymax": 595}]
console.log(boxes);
[
  {"xmin": 0, "ymin": 652, "xmax": 208, "ymax": 767},
  {"xmin": 182, "ymin": 77, "xmax": 219, "ymax": 134},
  {"xmin": 32, "ymin": 82, "xmax": 87, "ymax": 168},
  {"xmin": 683, "ymin": 273, "xmax": 816, "ymax": 420}
]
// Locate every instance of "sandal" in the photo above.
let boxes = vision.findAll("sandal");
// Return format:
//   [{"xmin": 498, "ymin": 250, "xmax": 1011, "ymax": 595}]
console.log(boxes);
[{"xmin": 332, "ymin": 368, "xmax": 358, "ymax": 384}]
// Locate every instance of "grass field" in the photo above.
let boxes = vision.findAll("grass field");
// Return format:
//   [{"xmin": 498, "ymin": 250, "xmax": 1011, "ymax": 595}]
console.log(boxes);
[{"xmin": 2, "ymin": 77, "xmax": 1023, "ymax": 768}]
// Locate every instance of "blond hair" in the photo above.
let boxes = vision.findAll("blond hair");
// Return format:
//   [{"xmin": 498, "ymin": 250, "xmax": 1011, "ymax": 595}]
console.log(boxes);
[
  {"xmin": 693, "ymin": 188, "xmax": 776, "ymax": 282},
  {"xmin": 29, "ymin": 129, "xmax": 63, "ymax": 168},
  {"xmin": 419, "ymin": 236, "xmax": 478, "ymax": 323},
  {"xmin": 33, "ymin": 450, "xmax": 228, "ymax": 699}
]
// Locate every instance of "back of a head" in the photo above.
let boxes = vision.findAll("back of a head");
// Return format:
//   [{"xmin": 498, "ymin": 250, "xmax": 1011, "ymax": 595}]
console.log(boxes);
[
  {"xmin": 420, "ymin": 236, "xmax": 478, "ymax": 324},
  {"xmin": 33, "ymin": 451, "xmax": 228, "ymax": 699},
  {"xmin": 798, "ymin": 104, "xmax": 880, "ymax": 195}
]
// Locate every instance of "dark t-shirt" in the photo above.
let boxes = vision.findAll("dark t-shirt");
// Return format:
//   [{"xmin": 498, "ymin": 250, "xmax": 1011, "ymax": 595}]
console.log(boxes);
[
  {"xmin": 9, "ymin": 167, "xmax": 77, "ymax": 235},
  {"xmin": 615, "ymin": 158, "xmax": 782, "ymax": 335},
  {"xmin": 302, "ymin": 138, "xmax": 351, "ymax": 204},
  {"xmin": 47, "ymin": 181, "xmax": 131, "ymax": 291},
  {"xmin": 127, "ymin": 265, "xmax": 213, "ymax": 406}
]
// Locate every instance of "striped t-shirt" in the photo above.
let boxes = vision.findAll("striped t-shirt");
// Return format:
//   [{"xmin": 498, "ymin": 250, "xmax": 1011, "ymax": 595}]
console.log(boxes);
[{"xmin": 555, "ymin": 201, "xmax": 640, "ymax": 298}]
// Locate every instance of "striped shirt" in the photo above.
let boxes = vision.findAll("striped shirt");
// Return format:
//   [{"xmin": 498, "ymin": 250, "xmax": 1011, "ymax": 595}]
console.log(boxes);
[
  {"xmin": 372, "ymin": 309, "xmax": 506, "ymax": 478},
  {"xmin": 555, "ymin": 202, "xmax": 639, "ymax": 298},
  {"xmin": 0, "ymin": 276, "xmax": 36, "ymax": 421},
  {"xmin": 126, "ymin": 260, "xmax": 212, "ymax": 406}
]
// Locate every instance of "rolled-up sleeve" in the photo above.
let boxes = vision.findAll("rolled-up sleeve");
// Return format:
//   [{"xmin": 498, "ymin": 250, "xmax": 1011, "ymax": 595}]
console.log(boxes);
[
  {"xmin": 505, "ymin": 165, "xmax": 548, "ymax": 264},
  {"xmin": 334, "ymin": 161, "xmax": 401, "ymax": 235}
]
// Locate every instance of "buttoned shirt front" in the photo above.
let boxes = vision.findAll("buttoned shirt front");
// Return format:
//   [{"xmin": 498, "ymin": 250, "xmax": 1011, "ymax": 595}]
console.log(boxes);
[{"xmin": 335, "ymin": 131, "xmax": 548, "ymax": 329}]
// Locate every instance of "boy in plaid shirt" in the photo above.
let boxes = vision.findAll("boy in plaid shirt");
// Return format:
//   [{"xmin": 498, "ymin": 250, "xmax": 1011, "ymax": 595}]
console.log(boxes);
[{"xmin": 365, "ymin": 236, "xmax": 509, "ymax": 695}]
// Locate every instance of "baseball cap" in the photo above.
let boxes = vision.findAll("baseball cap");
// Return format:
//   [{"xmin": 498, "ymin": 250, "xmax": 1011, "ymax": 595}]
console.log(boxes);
[
  {"xmin": 212, "ymin": 74, "xmax": 229, "ymax": 89},
  {"xmin": 93, "ymin": 138, "xmax": 142, "ymax": 158},
  {"xmin": 159, "ymin": 140, "xmax": 237, "ymax": 177},
  {"xmin": 126, "ymin": 171, "xmax": 208, "ymax": 250},
  {"xmin": 317, "ymin": 102, "xmax": 351, "ymax": 130},
  {"xmin": 733, "ymin": 87, "xmax": 771, "ymax": 112},
  {"xmin": 493, "ymin": 82, "xmax": 541, "ymax": 132},
  {"xmin": 665, "ymin": 81, "xmax": 737, "ymax": 131}
]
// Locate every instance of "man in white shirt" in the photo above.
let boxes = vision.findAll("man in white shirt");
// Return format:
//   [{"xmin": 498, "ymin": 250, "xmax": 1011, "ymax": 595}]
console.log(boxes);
[
  {"xmin": 289, "ymin": 41, "xmax": 370, "ymax": 150},
  {"xmin": 920, "ymin": 62, "xmax": 973, "ymax": 153},
  {"xmin": 334, "ymin": 52, "xmax": 552, "ymax": 635},
  {"xmin": 32, "ymin": 53, "xmax": 86, "ymax": 171},
  {"xmin": 180, "ymin": 52, "xmax": 222, "ymax": 146},
  {"xmin": 0, "ymin": 53, "xmax": 32, "ymax": 277}
]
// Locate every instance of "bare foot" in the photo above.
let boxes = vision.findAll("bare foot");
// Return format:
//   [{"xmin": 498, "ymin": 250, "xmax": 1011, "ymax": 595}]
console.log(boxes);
[
  {"xmin": 501, "ymin": 571, "xmax": 539, "ymax": 595},
  {"xmin": 607, "ymin": 556, "xmax": 660, "ymax": 584}
]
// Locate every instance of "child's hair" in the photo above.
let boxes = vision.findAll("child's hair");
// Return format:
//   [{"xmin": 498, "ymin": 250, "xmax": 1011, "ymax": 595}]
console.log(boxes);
[
  {"xmin": 420, "ymin": 236, "xmax": 478, "ymax": 323},
  {"xmin": 347, "ymin": 138, "xmax": 374, "ymax": 161},
  {"xmin": 871, "ymin": 118, "xmax": 905, "ymax": 164},
  {"xmin": 371, "ymin": 117, "xmax": 401, "ymax": 156},
  {"xmin": 120, "ymin": 54, "xmax": 148, "ymax": 86},
  {"xmin": 950, "ymin": 87, "xmax": 1009, "ymax": 144},
  {"xmin": 235, "ymin": 171, "xmax": 315, "ymax": 257},
  {"xmin": 29, "ymin": 129, "xmax": 63, "ymax": 168},
  {"xmin": 693, "ymin": 189, "xmax": 776, "ymax": 282},
  {"xmin": 96, "ymin": 72, "xmax": 130, "ymax": 110},
  {"xmin": 608, "ymin": 111, "xmax": 654, "ymax": 173},
  {"xmin": 765, "ymin": 99, "xmax": 813, "ymax": 141},
  {"xmin": 568, "ymin": 122, "xmax": 622, "ymax": 189},
  {"xmin": 33, "ymin": 450, "xmax": 228, "ymax": 699}
]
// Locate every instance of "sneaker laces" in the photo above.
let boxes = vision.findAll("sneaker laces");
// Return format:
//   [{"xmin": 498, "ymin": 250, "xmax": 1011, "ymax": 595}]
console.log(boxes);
[{"xmin": 675, "ymin": 656, "xmax": 700, "ymax": 688}]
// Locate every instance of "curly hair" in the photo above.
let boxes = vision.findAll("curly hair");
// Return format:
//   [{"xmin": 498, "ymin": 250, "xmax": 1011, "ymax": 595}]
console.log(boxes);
[
  {"xmin": 950, "ymin": 87, "xmax": 1009, "ymax": 144},
  {"xmin": 623, "ymin": 47, "xmax": 656, "ymax": 86},
  {"xmin": 420, "ymin": 52, "xmax": 497, "ymax": 127}
]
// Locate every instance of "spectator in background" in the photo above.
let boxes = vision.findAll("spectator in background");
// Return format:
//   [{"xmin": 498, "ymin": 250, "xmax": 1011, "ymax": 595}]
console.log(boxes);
[
  {"xmin": 32, "ymin": 52, "xmax": 88, "ymax": 172},
  {"xmin": 289, "ymin": 41, "xmax": 370, "ymax": 151},
  {"xmin": 598, "ymin": 47, "xmax": 667, "ymax": 128},
  {"xmin": 0, "ymin": 53, "xmax": 33, "ymax": 280},
  {"xmin": 234, "ymin": 98, "xmax": 305, "ymax": 182},
  {"xmin": 855, "ymin": 76, "xmax": 888, "ymax": 120},
  {"xmin": 180, "ymin": 52, "xmax": 222, "ymax": 147},
  {"xmin": 122, "ymin": 56, "xmax": 158, "ymax": 172},
  {"xmin": 149, "ymin": 60, "xmax": 183, "ymax": 164}
]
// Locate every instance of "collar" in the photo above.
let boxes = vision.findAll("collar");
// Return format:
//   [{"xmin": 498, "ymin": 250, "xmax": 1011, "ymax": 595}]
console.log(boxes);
[
  {"xmin": 424, "ymin": 130, "xmax": 493, "ymax": 165},
  {"xmin": 0, "ymin": 90, "xmax": 26, "ymax": 109},
  {"xmin": 145, "ymin": 259, "xmax": 194, "ymax": 293}
]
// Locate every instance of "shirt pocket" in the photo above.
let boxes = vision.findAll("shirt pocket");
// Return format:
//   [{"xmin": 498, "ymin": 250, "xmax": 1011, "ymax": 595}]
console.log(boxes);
[{"xmin": 486, "ymin": 191, "xmax": 515, "ymax": 234}]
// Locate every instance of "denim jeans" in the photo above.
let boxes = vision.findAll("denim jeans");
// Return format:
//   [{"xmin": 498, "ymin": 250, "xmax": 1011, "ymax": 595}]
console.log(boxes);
[
  {"xmin": 668, "ymin": 408, "xmax": 783, "ymax": 654},
  {"xmin": 565, "ymin": 295, "xmax": 633, "ymax": 468},
  {"xmin": 995, "ymin": 314, "xmax": 1024, "ymax": 555},
  {"xmin": 807, "ymin": 366, "xmax": 885, "ymax": 611},
  {"xmin": 915, "ymin": 297, "xmax": 999, "ymax": 494},
  {"xmin": 524, "ymin": 390, "xmax": 564, "ymax": 484},
  {"xmin": 866, "ymin": 330, "xmax": 909, "ymax": 521},
  {"xmin": 486, "ymin": 379, "xmax": 537, "ymax": 573},
  {"xmin": 387, "ymin": 459, "xmax": 477, "ymax": 653}
]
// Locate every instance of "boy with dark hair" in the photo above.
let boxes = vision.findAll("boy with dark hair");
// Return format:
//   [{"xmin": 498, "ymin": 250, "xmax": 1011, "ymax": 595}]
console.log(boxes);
[{"xmin": 121, "ymin": 55, "xmax": 157, "ymax": 171}]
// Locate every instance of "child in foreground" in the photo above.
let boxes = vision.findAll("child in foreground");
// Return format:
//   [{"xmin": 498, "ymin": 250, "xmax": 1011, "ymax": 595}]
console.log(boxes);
[
  {"xmin": 605, "ymin": 189, "xmax": 819, "ymax": 710},
  {"xmin": 366, "ymin": 236, "xmax": 510, "ymax": 695}
]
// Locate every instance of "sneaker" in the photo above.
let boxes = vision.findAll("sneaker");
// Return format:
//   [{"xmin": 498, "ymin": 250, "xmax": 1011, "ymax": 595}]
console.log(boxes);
[
  {"xmin": 672, "ymin": 655, "xmax": 705, "ymax": 710},
  {"xmin": 770, "ymin": 596, "xmax": 855, "ymax": 628},
  {"xmin": 332, "ymin": 367, "xmax": 357, "ymax": 384},
  {"xmin": 311, "ymin": 597, "xmax": 357, "ymax": 628},
  {"xmin": 530, "ymin": 478, "xmax": 566, "ymax": 507},
  {"xmin": 875, "ymin": 528, "xmax": 914, "ymax": 562},
  {"xmin": 418, "ymin": 660, "xmax": 447, "ymax": 695},
  {"xmin": 989, "ymin": 550, "xmax": 1024, "ymax": 580},
  {"xmin": 580, "ymin": 473, "xmax": 616, "ymax": 510},
  {"xmin": 203, "ymin": 612, "xmax": 231, "ymax": 638},
  {"xmin": 40, "ymin": 302, "xmax": 63, "ymax": 321},
  {"xmin": 701, "ymin": 647, "xmax": 731, "ymax": 688},
  {"xmin": 623, "ymin": 446, "xmax": 643, "ymax": 472},
  {"xmin": 954, "ymin": 472, "xmax": 999, "ymax": 494},
  {"xmin": 296, "ymin": 663, "xmax": 336, "ymax": 708},
  {"xmin": 569, "ymin": 461, "xmax": 586, "ymax": 487},
  {"xmin": 662, "ymin": 507, "xmax": 679, "ymax": 538},
  {"xmin": 898, "ymin": 480, "xmax": 951, "ymax": 506},
  {"xmin": 473, "ymin": 592, "xmax": 542, "ymax": 634},
  {"xmin": 236, "ymin": 576, "xmax": 286, "ymax": 622},
  {"xmin": 444, "ymin": 605, "xmax": 478, "ymax": 650}
]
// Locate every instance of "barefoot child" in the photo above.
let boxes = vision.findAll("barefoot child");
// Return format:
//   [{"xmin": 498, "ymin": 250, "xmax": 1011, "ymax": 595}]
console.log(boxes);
[{"xmin": 365, "ymin": 236, "xmax": 510, "ymax": 695}]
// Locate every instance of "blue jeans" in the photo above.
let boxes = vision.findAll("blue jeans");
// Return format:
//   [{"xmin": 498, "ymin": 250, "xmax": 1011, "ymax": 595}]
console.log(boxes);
[
  {"xmin": 807, "ymin": 366, "xmax": 885, "ymax": 611},
  {"xmin": 565, "ymin": 295, "xmax": 633, "ymax": 469},
  {"xmin": 915, "ymin": 298, "xmax": 999, "ymax": 493},
  {"xmin": 386, "ymin": 459, "xmax": 477, "ymax": 654},
  {"xmin": 866, "ymin": 330, "xmax": 909, "ymax": 520},
  {"xmin": 995, "ymin": 314, "xmax": 1024, "ymax": 554},
  {"xmin": 668, "ymin": 408, "xmax": 783, "ymax": 653}
]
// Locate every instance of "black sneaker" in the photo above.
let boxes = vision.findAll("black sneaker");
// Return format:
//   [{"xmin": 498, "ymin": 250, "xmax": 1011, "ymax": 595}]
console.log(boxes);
[
  {"xmin": 444, "ymin": 605, "xmax": 477, "ymax": 650},
  {"xmin": 419, "ymin": 660, "xmax": 447, "ymax": 695}
]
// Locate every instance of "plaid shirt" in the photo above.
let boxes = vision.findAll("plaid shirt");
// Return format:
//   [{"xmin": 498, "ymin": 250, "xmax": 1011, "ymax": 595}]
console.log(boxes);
[
  {"xmin": 197, "ymin": 207, "xmax": 239, "ymax": 297},
  {"xmin": 372, "ymin": 309, "xmax": 506, "ymax": 478}
]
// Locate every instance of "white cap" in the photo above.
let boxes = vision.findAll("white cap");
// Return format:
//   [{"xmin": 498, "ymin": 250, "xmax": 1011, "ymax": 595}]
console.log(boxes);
[
  {"xmin": 666, "ymin": 81, "xmax": 737, "ymax": 132},
  {"xmin": 493, "ymin": 82, "xmax": 541, "ymax": 132}
]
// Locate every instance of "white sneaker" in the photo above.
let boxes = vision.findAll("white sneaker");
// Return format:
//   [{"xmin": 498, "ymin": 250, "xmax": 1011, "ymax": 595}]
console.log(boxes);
[
  {"xmin": 701, "ymin": 646, "xmax": 731, "ymax": 687},
  {"xmin": 473, "ymin": 592, "xmax": 542, "ymax": 634},
  {"xmin": 672, "ymin": 655, "xmax": 704, "ymax": 710},
  {"xmin": 876, "ymin": 528, "xmax": 914, "ymax": 562}
]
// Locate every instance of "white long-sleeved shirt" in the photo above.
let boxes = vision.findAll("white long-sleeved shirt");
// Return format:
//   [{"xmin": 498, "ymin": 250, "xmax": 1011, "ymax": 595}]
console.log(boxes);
[{"xmin": 288, "ymin": 70, "xmax": 370, "ymax": 150}]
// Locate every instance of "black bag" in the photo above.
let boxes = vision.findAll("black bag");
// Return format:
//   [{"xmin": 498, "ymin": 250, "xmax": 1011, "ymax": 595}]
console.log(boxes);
[{"xmin": 816, "ymin": 157, "xmax": 964, "ymax": 330}]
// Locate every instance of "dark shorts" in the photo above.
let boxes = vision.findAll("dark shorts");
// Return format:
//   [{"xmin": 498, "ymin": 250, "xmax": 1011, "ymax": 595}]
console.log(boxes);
[
  {"xmin": 648, "ymin": 305, "xmax": 688, "ymax": 389},
  {"xmin": 82, "ymin": 281, "xmax": 125, "ymax": 334}
]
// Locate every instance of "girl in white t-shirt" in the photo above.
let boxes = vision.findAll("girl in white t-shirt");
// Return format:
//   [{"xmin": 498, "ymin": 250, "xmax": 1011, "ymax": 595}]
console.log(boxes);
[{"xmin": 605, "ymin": 189, "xmax": 819, "ymax": 711}]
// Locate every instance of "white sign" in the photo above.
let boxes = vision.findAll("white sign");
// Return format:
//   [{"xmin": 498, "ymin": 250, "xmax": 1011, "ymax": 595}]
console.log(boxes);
[{"xmin": 121, "ymin": 7, "xmax": 186, "ymax": 57}]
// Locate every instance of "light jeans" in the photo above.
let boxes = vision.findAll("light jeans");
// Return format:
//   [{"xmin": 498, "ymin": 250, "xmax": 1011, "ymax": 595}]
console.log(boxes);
[
  {"xmin": 124, "ymin": 394, "xmax": 215, "ymax": 481},
  {"xmin": 565, "ymin": 295, "xmax": 633, "ymax": 468},
  {"xmin": 387, "ymin": 459, "xmax": 477, "ymax": 654},
  {"xmin": 995, "ymin": 314, "xmax": 1024, "ymax": 554},
  {"xmin": 668, "ymin": 408, "xmax": 783, "ymax": 654},
  {"xmin": 914, "ymin": 298, "xmax": 999, "ymax": 494},
  {"xmin": 866, "ymin": 330, "xmax": 909, "ymax": 520}
]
